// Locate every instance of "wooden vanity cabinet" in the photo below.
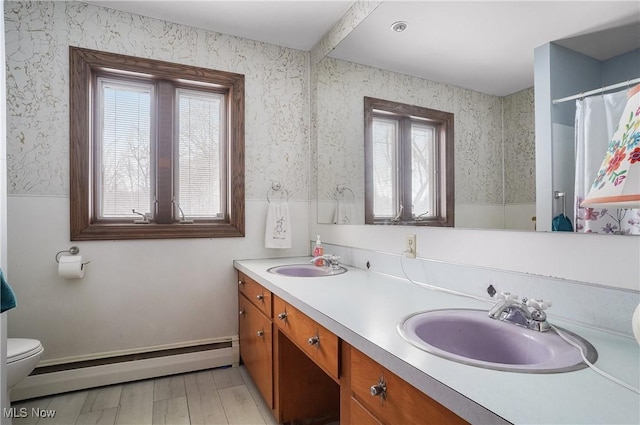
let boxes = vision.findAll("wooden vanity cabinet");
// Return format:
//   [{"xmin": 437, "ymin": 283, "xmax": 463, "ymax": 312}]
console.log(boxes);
[
  {"xmin": 350, "ymin": 397, "xmax": 384, "ymax": 425},
  {"xmin": 237, "ymin": 270, "xmax": 465, "ymax": 425},
  {"xmin": 273, "ymin": 294, "xmax": 340, "ymax": 424},
  {"xmin": 237, "ymin": 272, "xmax": 273, "ymax": 408},
  {"xmin": 273, "ymin": 295, "xmax": 339, "ymax": 381},
  {"xmin": 341, "ymin": 343, "xmax": 468, "ymax": 425},
  {"xmin": 237, "ymin": 274, "xmax": 339, "ymax": 424}
]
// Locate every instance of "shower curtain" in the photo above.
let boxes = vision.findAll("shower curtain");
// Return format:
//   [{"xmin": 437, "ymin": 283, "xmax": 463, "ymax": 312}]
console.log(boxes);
[{"xmin": 574, "ymin": 89, "xmax": 640, "ymax": 234}]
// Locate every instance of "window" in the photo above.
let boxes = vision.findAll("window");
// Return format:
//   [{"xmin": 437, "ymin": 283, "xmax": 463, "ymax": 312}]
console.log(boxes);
[
  {"xmin": 364, "ymin": 97, "xmax": 454, "ymax": 226},
  {"xmin": 70, "ymin": 47, "xmax": 245, "ymax": 240}
]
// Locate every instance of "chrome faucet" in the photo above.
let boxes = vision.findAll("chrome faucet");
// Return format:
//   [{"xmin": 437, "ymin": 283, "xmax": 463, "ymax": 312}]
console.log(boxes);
[
  {"xmin": 488, "ymin": 292, "xmax": 552, "ymax": 332},
  {"xmin": 310, "ymin": 254, "xmax": 341, "ymax": 269}
]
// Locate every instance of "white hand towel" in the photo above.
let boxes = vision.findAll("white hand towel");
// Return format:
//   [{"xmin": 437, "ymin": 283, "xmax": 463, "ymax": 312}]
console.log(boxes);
[
  {"xmin": 337, "ymin": 202, "xmax": 352, "ymax": 224},
  {"xmin": 265, "ymin": 201, "xmax": 292, "ymax": 249}
]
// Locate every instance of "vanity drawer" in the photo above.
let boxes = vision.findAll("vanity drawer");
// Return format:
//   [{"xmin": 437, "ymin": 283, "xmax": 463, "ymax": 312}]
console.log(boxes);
[
  {"xmin": 273, "ymin": 295, "xmax": 339, "ymax": 380},
  {"xmin": 238, "ymin": 272, "xmax": 272, "ymax": 318},
  {"xmin": 349, "ymin": 346, "xmax": 467, "ymax": 425}
]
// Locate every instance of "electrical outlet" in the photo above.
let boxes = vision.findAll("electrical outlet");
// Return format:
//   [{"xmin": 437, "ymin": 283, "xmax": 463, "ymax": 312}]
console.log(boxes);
[{"xmin": 405, "ymin": 234, "xmax": 416, "ymax": 258}]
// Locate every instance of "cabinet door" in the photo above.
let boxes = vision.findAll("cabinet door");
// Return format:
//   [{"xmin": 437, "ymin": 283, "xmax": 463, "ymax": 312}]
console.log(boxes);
[{"xmin": 239, "ymin": 293, "xmax": 273, "ymax": 408}]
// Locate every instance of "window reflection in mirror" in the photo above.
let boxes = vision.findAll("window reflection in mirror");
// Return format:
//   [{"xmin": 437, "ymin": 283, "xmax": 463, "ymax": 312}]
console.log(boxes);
[{"xmin": 364, "ymin": 97, "xmax": 454, "ymax": 226}]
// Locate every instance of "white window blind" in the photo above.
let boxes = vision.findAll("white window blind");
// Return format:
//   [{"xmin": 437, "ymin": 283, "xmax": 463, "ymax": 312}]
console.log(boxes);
[
  {"xmin": 177, "ymin": 89, "xmax": 226, "ymax": 219},
  {"xmin": 411, "ymin": 122, "xmax": 437, "ymax": 218},
  {"xmin": 98, "ymin": 78, "xmax": 153, "ymax": 219},
  {"xmin": 372, "ymin": 117, "xmax": 398, "ymax": 217}
]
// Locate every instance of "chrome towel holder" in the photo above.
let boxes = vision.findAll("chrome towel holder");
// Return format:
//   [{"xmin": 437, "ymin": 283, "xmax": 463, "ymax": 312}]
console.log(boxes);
[
  {"xmin": 267, "ymin": 181, "xmax": 289, "ymax": 203},
  {"xmin": 334, "ymin": 184, "xmax": 355, "ymax": 201},
  {"xmin": 554, "ymin": 191, "xmax": 567, "ymax": 216}
]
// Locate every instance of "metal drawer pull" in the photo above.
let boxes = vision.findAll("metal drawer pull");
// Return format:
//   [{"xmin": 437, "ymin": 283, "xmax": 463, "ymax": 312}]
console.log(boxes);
[
  {"xmin": 308, "ymin": 335, "xmax": 320, "ymax": 346},
  {"xmin": 370, "ymin": 383, "xmax": 386, "ymax": 397},
  {"xmin": 256, "ymin": 294, "xmax": 265, "ymax": 301},
  {"xmin": 370, "ymin": 375, "xmax": 387, "ymax": 404},
  {"xmin": 277, "ymin": 312, "xmax": 288, "ymax": 320},
  {"xmin": 256, "ymin": 330, "xmax": 264, "ymax": 337}
]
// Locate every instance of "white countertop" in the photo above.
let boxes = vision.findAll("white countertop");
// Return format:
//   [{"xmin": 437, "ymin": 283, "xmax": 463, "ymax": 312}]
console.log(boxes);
[{"xmin": 234, "ymin": 257, "xmax": 640, "ymax": 425}]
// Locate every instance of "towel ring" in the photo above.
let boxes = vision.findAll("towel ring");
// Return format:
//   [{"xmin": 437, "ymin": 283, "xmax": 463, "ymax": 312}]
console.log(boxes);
[
  {"xmin": 267, "ymin": 181, "xmax": 289, "ymax": 203},
  {"xmin": 334, "ymin": 184, "xmax": 355, "ymax": 202}
]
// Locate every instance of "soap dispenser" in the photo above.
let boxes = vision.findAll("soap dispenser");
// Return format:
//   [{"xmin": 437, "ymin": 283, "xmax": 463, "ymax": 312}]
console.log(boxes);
[{"xmin": 313, "ymin": 235, "xmax": 324, "ymax": 266}]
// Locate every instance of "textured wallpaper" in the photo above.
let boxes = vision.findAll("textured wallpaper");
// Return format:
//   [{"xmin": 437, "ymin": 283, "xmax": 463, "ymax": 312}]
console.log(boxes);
[
  {"xmin": 5, "ymin": 1, "xmax": 309, "ymax": 200},
  {"xmin": 315, "ymin": 56, "xmax": 505, "ymax": 209},
  {"xmin": 503, "ymin": 87, "xmax": 536, "ymax": 204}
]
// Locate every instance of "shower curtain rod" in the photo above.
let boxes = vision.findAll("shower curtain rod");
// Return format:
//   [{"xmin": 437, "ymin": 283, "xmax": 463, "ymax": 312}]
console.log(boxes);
[{"xmin": 552, "ymin": 77, "xmax": 640, "ymax": 104}]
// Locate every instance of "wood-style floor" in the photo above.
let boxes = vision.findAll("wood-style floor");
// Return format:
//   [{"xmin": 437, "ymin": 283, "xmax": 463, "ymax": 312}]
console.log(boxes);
[{"xmin": 10, "ymin": 366, "xmax": 279, "ymax": 425}]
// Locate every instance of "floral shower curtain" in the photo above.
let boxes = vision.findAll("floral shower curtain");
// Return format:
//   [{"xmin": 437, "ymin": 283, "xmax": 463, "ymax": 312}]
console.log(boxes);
[{"xmin": 574, "ymin": 89, "xmax": 640, "ymax": 234}]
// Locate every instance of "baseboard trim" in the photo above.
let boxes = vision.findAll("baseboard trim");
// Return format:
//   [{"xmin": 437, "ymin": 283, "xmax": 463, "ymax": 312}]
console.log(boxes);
[{"xmin": 11, "ymin": 337, "xmax": 240, "ymax": 402}]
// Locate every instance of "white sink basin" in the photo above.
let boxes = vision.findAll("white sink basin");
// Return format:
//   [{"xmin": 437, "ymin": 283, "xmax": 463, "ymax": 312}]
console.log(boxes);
[
  {"xmin": 267, "ymin": 264, "xmax": 347, "ymax": 277},
  {"xmin": 398, "ymin": 309, "xmax": 597, "ymax": 373}
]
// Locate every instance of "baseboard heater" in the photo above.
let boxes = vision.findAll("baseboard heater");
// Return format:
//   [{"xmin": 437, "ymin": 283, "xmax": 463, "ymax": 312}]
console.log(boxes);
[{"xmin": 11, "ymin": 337, "xmax": 240, "ymax": 402}]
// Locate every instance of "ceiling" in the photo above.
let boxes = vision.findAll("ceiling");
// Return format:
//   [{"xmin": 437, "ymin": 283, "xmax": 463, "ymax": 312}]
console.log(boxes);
[
  {"xmin": 85, "ymin": 1, "xmax": 640, "ymax": 96},
  {"xmin": 329, "ymin": 1, "xmax": 640, "ymax": 96},
  {"xmin": 84, "ymin": 1, "xmax": 356, "ymax": 50}
]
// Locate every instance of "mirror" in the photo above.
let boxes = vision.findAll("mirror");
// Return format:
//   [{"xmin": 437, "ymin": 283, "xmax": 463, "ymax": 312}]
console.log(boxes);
[
  {"xmin": 316, "ymin": 56, "xmax": 534, "ymax": 230},
  {"xmin": 314, "ymin": 1, "xmax": 639, "ymax": 232}
]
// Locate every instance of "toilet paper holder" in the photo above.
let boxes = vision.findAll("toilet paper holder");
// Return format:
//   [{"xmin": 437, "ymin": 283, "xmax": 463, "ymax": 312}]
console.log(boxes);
[{"xmin": 55, "ymin": 246, "xmax": 90, "ymax": 267}]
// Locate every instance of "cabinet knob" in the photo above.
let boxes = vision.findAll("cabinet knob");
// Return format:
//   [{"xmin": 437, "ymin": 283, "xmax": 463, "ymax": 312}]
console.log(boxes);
[
  {"xmin": 256, "ymin": 330, "xmax": 264, "ymax": 337},
  {"xmin": 370, "ymin": 375, "xmax": 387, "ymax": 403},
  {"xmin": 277, "ymin": 312, "xmax": 288, "ymax": 320},
  {"xmin": 239, "ymin": 309, "xmax": 245, "ymax": 316},
  {"xmin": 370, "ymin": 383, "xmax": 386, "ymax": 397},
  {"xmin": 238, "ymin": 280, "xmax": 244, "ymax": 286},
  {"xmin": 256, "ymin": 294, "xmax": 264, "ymax": 301},
  {"xmin": 308, "ymin": 335, "xmax": 320, "ymax": 346}
]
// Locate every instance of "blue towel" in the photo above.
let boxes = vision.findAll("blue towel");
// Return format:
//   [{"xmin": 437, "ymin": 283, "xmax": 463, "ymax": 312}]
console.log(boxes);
[
  {"xmin": 552, "ymin": 214, "xmax": 574, "ymax": 232},
  {"xmin": 1, "ymin": 268, "xmax": 17, "ymax": 313}
]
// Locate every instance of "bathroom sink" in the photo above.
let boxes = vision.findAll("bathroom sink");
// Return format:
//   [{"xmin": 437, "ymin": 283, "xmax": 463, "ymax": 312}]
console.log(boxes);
[
  {"xmin": 267, "ymin": 264, "xmax": 347, "ymax": 277},
  {"xmin": 398, "ymin": 309, "xmax": 597, "ymax": 373}
]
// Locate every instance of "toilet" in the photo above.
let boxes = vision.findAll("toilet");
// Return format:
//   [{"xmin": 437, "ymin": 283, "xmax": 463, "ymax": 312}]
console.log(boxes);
[{"xmin": 7, "ymin": 338, "xmax": 43, "ymax": 391}]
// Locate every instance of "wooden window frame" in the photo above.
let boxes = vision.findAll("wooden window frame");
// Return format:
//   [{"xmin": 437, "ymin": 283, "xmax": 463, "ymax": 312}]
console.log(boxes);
[
  {"xmin": 364, "ymin": 97, "xmax": 454, "ymax": 227},
  {"xmin": 70, "ymin": 46, "xmax": 245, "ymax": 240}
]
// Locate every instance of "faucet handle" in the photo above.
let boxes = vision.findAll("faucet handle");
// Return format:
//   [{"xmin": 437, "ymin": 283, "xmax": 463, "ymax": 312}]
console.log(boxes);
[
  {"xmin": 498, "ymin": 291, "xmax": 518, "ymax": 301},
  {"xmin": 322, "ymin": 254, "xmax": 340, "ymax": 263},
  {"xmin": 527, "ymin": 298, "xmax": 552, "ymax": 310}
]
